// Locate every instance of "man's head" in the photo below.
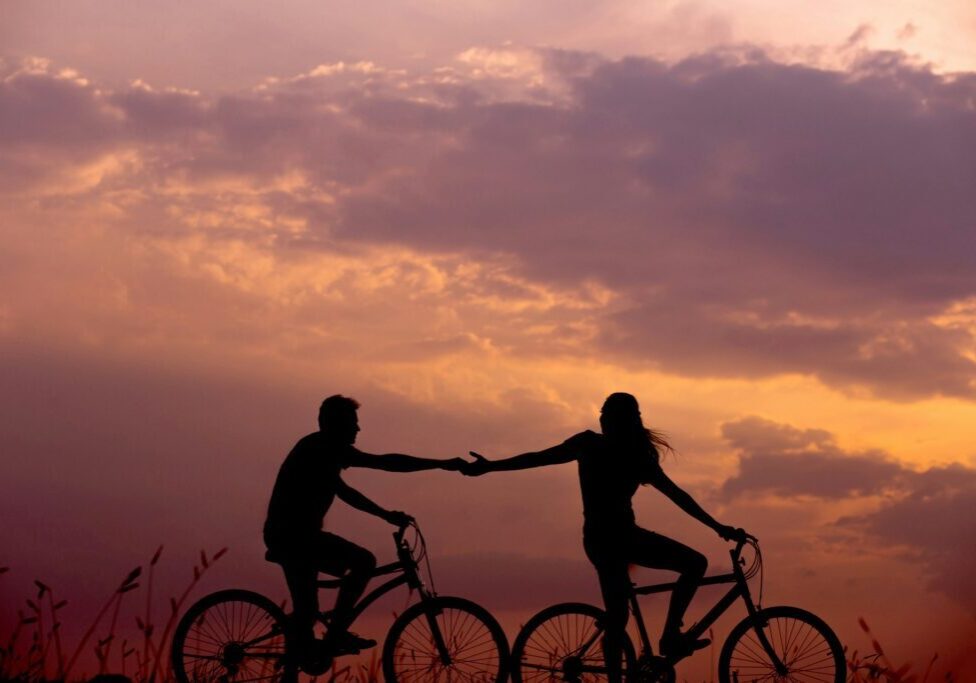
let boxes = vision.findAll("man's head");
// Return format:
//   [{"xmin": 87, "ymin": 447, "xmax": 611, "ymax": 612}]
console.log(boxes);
[{"xmin": 318, "ymin": 394, "xmax": 361, "ymax": 444}]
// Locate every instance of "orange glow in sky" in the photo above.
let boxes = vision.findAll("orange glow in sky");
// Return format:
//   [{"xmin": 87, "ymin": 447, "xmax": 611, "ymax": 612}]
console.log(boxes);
[{"xmin": 2, "ymin": 2, "xmax": 976, "ymax": 679}]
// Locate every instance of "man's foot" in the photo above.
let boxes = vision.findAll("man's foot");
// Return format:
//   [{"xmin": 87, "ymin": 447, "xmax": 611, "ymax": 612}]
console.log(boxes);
[
  {"xmin": 323, "ymin": 630, "xmax": 377, "ymax": 654},
  {"xmin": 659, "ymin": 632, "xmax": 711, "ymax": 659}
]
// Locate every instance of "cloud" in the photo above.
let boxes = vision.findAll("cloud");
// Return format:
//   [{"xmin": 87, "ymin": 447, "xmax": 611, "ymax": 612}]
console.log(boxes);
[
  {"xmin": 719, "ymin": 416, "xmax": 904, "ymax": 499},
  {"xmin": 2, "ymin": 48, "xmax": 976, "ymax": 400},
  {"xmin": 719, "ymin": 415, "xmax": 976, "ymax": 615},
  {"xmin": 842, "ymin": 465, "xmax": 976, "ymax": 617}
]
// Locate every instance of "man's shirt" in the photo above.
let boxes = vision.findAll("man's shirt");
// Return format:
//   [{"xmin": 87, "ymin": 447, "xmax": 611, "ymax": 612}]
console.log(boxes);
[{"xmin": 264, "ymin": 432, "xmax": 353, "ymax": 547}]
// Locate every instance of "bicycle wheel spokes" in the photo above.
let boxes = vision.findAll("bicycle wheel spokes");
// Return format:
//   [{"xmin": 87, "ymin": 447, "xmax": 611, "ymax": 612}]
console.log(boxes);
[
  {"xmin": 512, "ymin": 603, "xmax": 635, "ymax": 683},
  {"xmin": 384, "ymin": 597, "xmax": 508, "ymax": 683},
  {"xmin": 723, "ymin": 607, "xmax": 844, "ymax": 683},
  {"xmin": 173, "ymin": 590, "xmax": 289, "ymax": 683},
  {"xmin": 522, "ymin": 612, "xmax": 602, "ymax": 681}
]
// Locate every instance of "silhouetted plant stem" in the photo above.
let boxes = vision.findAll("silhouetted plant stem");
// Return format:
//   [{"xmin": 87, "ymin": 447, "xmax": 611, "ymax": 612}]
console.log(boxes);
[
  {"xmin": 63, "ymin": 565, "xmax": 141, "ymax": 680},
  {"xmin": 150, "ymin": 547, "xmax": 227, "ymax": 683},
  {"xmin": 141, "ymin": 545, "xmax": 162, "ymax": 682},
  {"xmin": 46, "ymin": 589, "xmax": 67, "ymax": 680},
  {"xmin": 29, "ymin": 592, "xmax": 47, "ymax": 679},
  {"xmin": 97, "ymin": 582, "xmax": 128, "ymax": 674}
]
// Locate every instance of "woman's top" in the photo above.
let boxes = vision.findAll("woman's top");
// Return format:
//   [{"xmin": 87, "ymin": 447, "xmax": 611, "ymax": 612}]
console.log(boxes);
[{"xmin": 565, "ymin": 430, "xmax": 661, "ymax": 535}]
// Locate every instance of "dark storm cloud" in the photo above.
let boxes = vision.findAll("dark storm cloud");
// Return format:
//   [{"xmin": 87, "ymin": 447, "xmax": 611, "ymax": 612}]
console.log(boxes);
[
  {"xmin": 719, "ymin": 415, "xmax": 976, "ymax": 614},
  {"xmin": 3, "ymin": 49, "xmax": 975, "ymax": 398}
]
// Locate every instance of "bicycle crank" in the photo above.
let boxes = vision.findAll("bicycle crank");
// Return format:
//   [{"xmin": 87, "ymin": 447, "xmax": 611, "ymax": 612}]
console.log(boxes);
[{"xmin": 635, "ymin": 654, "xmax": 676, "ymax": 683}]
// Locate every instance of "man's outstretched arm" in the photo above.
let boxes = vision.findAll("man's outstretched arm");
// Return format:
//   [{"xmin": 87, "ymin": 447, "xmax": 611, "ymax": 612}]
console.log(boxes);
[
  {"xmin": 335, "ymin": 478, "xmax": 412, "ymax": 525},
  {"xmin": 347, "ymin": 448, "xmax": 465, "ymax": 473}
]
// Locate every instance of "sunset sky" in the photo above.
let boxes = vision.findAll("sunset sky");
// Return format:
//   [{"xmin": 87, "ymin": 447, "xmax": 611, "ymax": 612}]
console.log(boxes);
[{"xmin": 2, "ymin": 1, "xmax": 976, "ymax": 679}]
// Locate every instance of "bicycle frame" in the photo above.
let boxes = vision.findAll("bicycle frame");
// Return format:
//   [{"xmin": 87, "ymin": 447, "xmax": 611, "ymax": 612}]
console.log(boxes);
[
  {"xmin": 311, "ymin": 524, "xmax": 455, "ymax": 665},
  {"xmin": 314, "ymin": 526, "xmax": 428, "ymax": 625},
  {"xmin": 625, "ymin": 539, "xmax": 787, "ymax": 673}
]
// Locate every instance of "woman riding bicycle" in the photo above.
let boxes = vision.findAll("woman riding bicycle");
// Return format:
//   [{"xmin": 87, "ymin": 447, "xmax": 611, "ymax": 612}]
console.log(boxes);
[{"xmin": 462, "ymin": 392, "xmax": 749, "ymax": 682}]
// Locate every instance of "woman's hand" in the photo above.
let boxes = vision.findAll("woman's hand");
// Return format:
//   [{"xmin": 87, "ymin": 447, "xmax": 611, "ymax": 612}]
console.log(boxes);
[{"xmin": 460, "ymin": 452, "xmax": 492, "ymax": 476}]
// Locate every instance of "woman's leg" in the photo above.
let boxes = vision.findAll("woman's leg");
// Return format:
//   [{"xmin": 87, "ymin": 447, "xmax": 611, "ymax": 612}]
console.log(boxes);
[
  {"xmin": 627, "ymin": 528, "xmax": 707, "ymax": 652},
  {"xmin": 592, "ymin": 560, "xmax": 631, "ymax": 683}
]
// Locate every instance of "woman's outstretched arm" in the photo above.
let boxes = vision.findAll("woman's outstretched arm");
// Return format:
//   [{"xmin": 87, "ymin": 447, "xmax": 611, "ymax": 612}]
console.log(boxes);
[{"xmin": 464, "ymin": 435, "xmax": 584, "ymax": 475}]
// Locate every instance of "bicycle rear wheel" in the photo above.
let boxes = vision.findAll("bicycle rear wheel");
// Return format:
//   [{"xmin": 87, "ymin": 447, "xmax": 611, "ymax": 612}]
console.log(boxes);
[
  {"xmin": 718, "ymin": 605, "xmax": 844, "ymax": 683},
  {"xmin": 382, "ymin": 595, "xmax": 509, "ymax": 682},
  {"xmin": 171, "ymin": 589, "xmax": 292, "ymax": 683},
  {"xmin": 511, "ymin": 602, "xmax": 636, "ymax": 683}
]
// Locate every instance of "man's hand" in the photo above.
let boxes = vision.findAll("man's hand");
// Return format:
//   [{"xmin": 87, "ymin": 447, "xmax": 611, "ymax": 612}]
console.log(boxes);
[
  {"xmin": 717, "ymin": 525, "xmax": 752, "ymax": 543},
  {"xmin": 385, "ymin": 510, "xmax": 414, "ymax": 527},
  {"xmin": 459, "ymin": 452, "xmax": 492, "ymax": 477},
  {"xmin": 440, "ymin": 457, "xmax": 468, "ymax": 472}
]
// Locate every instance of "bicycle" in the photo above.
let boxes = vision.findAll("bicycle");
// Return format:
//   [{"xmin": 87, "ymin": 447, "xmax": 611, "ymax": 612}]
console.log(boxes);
[
  {"xmin": 510, "ymin": 536, "xmax": 845, "ymax": 683},
  {"xmin": 171, "ymin": 521, "xmax": 510, "ymax": 682}
]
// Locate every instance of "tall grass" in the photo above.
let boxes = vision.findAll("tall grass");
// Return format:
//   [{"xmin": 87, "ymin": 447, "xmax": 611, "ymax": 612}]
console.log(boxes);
[
  {"xmin": 0, "ymin": 547, "xmax": 226, "ymax": 682},
  {"xmin": 2, "ymin": 557, "xmax": 962, "ymax": 683},
  {"xmin": 847, "ymin": 618, "xmax": 954, "ymax": 683}
]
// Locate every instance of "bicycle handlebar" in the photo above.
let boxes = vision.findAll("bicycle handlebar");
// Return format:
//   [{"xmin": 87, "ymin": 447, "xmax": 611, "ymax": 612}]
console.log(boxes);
[
  {"xmin": 393, "ymin": 522, "xmax": 411, "ymax": 546},
  {"xmin": 731, "ymin": 533, "xmax": 759, "ymax": 559}
]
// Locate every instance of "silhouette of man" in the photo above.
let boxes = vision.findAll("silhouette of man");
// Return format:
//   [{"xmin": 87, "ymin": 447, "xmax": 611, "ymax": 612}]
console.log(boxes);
[{"xmin": 264, "ymin": 395, "xmax": 463, "ymax": 660}]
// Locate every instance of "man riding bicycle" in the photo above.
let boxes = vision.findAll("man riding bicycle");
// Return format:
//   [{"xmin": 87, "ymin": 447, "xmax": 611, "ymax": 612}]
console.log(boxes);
[{"xmin": 263, "ymin": 394, "xmax": 464, "ymax": 666}]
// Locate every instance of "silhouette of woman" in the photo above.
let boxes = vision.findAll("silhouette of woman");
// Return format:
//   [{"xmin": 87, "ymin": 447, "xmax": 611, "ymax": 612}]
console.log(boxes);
[{"xmin": 462, "ymin": 392, "xmax": 747, "ymax": 682}]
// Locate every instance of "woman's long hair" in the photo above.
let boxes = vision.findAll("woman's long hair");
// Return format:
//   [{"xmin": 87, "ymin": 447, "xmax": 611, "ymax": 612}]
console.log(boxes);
[{"xmin": 600, "ymin": 392, "xmax": 673, "ymax": 481}]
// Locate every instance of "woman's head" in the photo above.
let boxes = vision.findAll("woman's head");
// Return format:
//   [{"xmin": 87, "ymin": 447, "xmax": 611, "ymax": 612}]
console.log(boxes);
[
  {"xmin": 599, "ymin": 392, "xmax": 673, "ymax": 467},
  {"xmin": 599, "ymin": 392, "xmax": 644, "ymax": 439}
]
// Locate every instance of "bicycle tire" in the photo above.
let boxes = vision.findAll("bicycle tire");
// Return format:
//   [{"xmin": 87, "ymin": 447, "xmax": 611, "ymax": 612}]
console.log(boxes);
[
  {"xmin": 511, "ymin": 602, "xmax": 637, "ymax": 683},
  {"xmin": 171, "ymin": 589, "xmax": 294, "ymax": 683},
  {"xmin": 382, "ymin": 595, "xmax": 509, "ymax": 683},
  {"xmin": 718, "ymin": 605, "xmax": 845, "ymax": 683}
]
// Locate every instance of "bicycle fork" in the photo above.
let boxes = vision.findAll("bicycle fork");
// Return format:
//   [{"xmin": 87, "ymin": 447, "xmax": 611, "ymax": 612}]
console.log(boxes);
[
  {"xmin": 746, "ymin": 613, "xmax": 789, "ymax": 677},
  {"xmin": 421, "ymin": 602, "xmax": 454, "ymax": 666},
  {"xmin": 736, "ymin": 576, "xmax": 788, "ymax": 677}
]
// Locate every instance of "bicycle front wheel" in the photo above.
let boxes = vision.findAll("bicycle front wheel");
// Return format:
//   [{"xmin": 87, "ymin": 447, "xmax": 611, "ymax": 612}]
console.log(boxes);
[
  {"xmin": 171, "ymin": 589, "xmax": 292, "ymax": 683},
  {"xmin": 511, "ymin": 602, "xmax": 637, "ymax": 683},
  {"xmin": 718, "ymin": 605, "xmax": 845, "ymax": 683},
  {"xmin": 382, "ymin": 595, "xmax": 509, "ymax": 683}
]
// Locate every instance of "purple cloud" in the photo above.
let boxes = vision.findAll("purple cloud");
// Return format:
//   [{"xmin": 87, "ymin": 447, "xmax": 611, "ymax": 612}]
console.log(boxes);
[
  {"xmin": 3, "ymin": 48, "xmax": 976, "ymax": 398},
  {"xmin": 719, "ymin": 416, "xmax": 904, "ymax": 499},
  {"xmin": 719, "ymin": 415, "xmax": 976, "ymax": 614}
]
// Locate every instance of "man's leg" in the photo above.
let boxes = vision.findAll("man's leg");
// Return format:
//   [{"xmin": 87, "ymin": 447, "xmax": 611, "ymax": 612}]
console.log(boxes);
[
  {"xmin": 280, "ymin": 556, "xmax": 320, "ymax": 657},
  {"xmin": 313, "ymin": 533, "xmax": 377, "ymax": 637},
  {"xmin": 628, "ymin": 528, "xmax": 708, "ymax": 654}
]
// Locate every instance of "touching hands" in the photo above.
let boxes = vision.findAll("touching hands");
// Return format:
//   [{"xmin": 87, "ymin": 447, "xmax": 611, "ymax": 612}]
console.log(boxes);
[
  {"xmin": 440, "ymin": 457, "xmax": 468, "ymax": 472},
  {"xmin": 459, "ymin": 451, "xmax": 492, "ymax": 477}
]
